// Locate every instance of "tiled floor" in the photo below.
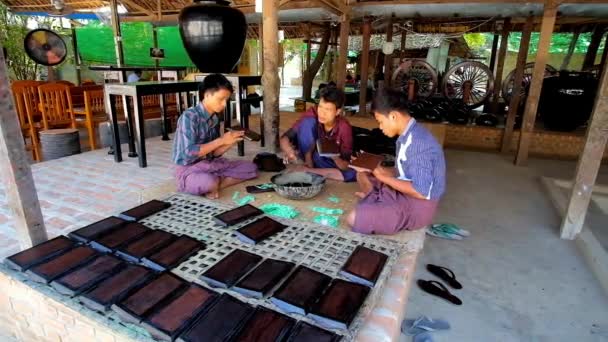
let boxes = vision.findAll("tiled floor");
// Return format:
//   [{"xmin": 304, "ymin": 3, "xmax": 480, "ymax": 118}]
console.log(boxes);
[{"xmin": 0, "ymin": 136, "xmax": 178, "ymax": 258}]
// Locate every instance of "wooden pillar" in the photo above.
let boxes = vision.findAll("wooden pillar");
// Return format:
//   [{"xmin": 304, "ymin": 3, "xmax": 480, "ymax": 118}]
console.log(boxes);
[
  {"xmin": 583, "ymin": 25, "xmax": 604, "ymax": 70},
  {"xmin": 152, "ymin": 25, "xmax": 160, "ymax": 69},
  {"xmin": 561, "ymin": 30, "xmax": 580, "ymax": 71},
  {"xmin": 515, "ymin": 1, "xmax": 557, "ymax": 166},
  {"xmin": 336, "ymin": 14, "xmax": 350, "ymax": 90},
  {"xmin": 383, "ymin": 14, "xmax": 394, "ymax": 87},
  {"xmin": 501, "ymin": 16, "xmax": 534, "ymax": 154},
  {"xmin": 560, "ymin": 55, "xmax": 608, "ymax": 240},
  {"xmin": 400, "ymin": 28, "xmax": 407, "ymax": 60},
  {"xmin": 71, "ymin": 25, "xmax": 82, "ymax": 85},
  {"xmin": 490, "ymin": 18, "xmax": 511, "ymax": 114},
  {"xmin": 599, "ymin": 34, "xmax": 608, "ymax": 76},
  {"xmin": 110, "ymin": 0, "xmax": 125, "ymax": 67},
  {"xmin": 0, "ymin": 48, "xmax": 48, "ymax": 248},
  {"xmin": 262, "ymin": 0, "xmax": 280, "ymax": 151},
  {"xmin": 359, "ymin": 19, "xmax": 371, "ymax": 115},
  {"xmin": 488, "ymin": 33, "xmax": 500, "ymax": 73},
  {"xmin": 258, "ymin": 22, "xmax": 263, "ymax": 74}
]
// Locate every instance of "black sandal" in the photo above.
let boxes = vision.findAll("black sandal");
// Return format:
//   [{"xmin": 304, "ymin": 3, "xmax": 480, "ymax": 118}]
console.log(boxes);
[
  {"xmin": 427, "ymin": 264, "xmax": 462, "ymax": 289},
  {"xmin": 417, "ymin": 279, "xmax": 463, "ymax": 305}
]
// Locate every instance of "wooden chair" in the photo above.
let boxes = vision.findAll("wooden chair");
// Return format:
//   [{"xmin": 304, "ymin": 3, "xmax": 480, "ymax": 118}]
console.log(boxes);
[
  {"xmin": 73, "ymin": 89, "xmax": 108, "ymax": 150},
  {"xmin": 52, "ymin": 80, "xmax": 75, "ymax": 87},
  {"xmin": 37, "ymin": 83, "xmax": 76, "ymax": 131},
  {"xmin": 11, "ymin": 81, "xmax": 44, "ymax": 161}
]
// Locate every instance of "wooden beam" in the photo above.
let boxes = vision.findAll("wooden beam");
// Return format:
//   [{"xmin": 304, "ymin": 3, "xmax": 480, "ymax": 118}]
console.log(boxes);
[
  {"xmin": 304, "ymin": 39, "xmax": 338, "ymax": 46},
  {"xmin": 314, "ymin": 0, "xmax": 348, "ymax": 15},
  {"xmin": 121, "ymin": 0, "xmax": 158, "ymax": 19},
  {"xmin": 502, "ymin": 16, "xmax": 533, "ymax": 154},
  {"xmin": 359, "ymin": 19, "xmax": 371, "ymax": 115},
  {"xmin": 490, "ymin": 18, "xmax": 511, "ymax": 114},
  {"xmin": 279, "ymin": 0, "xmax": 291, "ymax": 7},
  {"xmin": 583, "ymin": 25, "xmax": 605, "ymax": 69},
  {"xmin": 400, "ymin": 27, "xmax": 407, "ymax": 59},
  {"xmin": 110, "ymin": 0, "xmax": 125, "ymax": 67},
  {"xmin": 515, "ymin": 1, "xmax": 558, "ymax": 166},
  {"xmin": 560, "ymin": 54, "xmax": 608, "ymax": 240},
  {"xmin": 0, "ymin": 47, "xmax": 48, "ymax": 248},
  {"xmin": 383, "ymin": 14, "xmax": 394, "ymax": 88},
  {"xmin": 336, "ymin": 14, "xmax": 351, "ymax": 89},
  {"xmin": 351, "ymin": 0, "xmax": 608, "ymax": 5},
  {"xmin": 561, "ymin": 29, "xmax": 580, "ymax": 70},
  {"xmin": 262, "ymin": 0, "xmax": 280, "ymax": 151}
]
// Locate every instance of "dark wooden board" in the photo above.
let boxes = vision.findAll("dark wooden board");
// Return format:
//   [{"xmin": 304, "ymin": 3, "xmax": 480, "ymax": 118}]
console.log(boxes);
[
  {"xmin": 4, "ymin": 236, "xmax": 75, "ymax": 272},
  {"xmin": 177, "ymin": 294, "xmax": 254, "ymax": 342},
  {"xmin": 80, "ymin": 264, "xmax": 155, "ymax": 312},
  {"xmin": 235, "ymin": 216, "xmax": 287, "ymax": 245},
  {"xmin": 118, "ymin": 200, "xmax": 171, "ymax": 222},
  {"xmin": 339, "ymin": 245, "xmax": 388, "ymax": 287},
  {"xmin": 115, "ymin": 230, "xmax": 177, "ymax": 263},
  {"xmin": 232, "ymin": 306, "xmax": 296, "ymax": 342},
  {"xmin": 25, "ymin": 246, "xmax": 98, "ymax": 284},
  {"xmin": 213, "ymin": 204, "xmax": 263, "ymax": 227},
  {"xmin": 89, "ymin": 222, "xmax": 150, "ymax": 253},
  {"xmin": 285, "ymin": 321, "xmax": 341, "ymax": 342},
  {"xmin": 199, "ymin": 249, "xmax": 262, "ymax": 289},
  {"xmin": 112, "ymin": 272, "xmax": 187, "ymax": 324},
  {"xmin": 142, "ymin": 235, "xmax": 205, "ymax": 272},
  {"xmin": 270, "ymin": 266, "xmax": 332, "ymax": 315},
  {"xmin": 68, "ymin": 216, "xmax": 128, "ymax": 243},
  {"xmin": 233, "ymin": 258, "xmax": 294, "ymax": 298},
  {"xmin": 143, "ymin": 284, "xmax": 218, "ymax": 341},
  {"xmin": 349, "ymin": 152, "xmax": 383, "ymax": 172},
  {"xmin": 308, "ymin": 279, "xmax": 370, "ymax": 330},
  {"xmin": 316, "ymin": 138, "xmax": 341, "ymax": 157},
  {"xmin": 51, "ymin": 254, "xmax": 125, "ymax": 296}
]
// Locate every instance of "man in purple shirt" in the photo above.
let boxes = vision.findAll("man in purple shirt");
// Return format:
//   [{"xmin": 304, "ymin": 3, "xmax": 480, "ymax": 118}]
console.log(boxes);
[
  {"xmin": 172, "ymin": 74, "xmax": 258, "ymax": 199},
  {"xmin": 347, "ymin": 88, "xmax": 446, "ymax": 234},
  {"xmin": 280, "ymin": 87, "xmax": 356, "ymax": 182}
]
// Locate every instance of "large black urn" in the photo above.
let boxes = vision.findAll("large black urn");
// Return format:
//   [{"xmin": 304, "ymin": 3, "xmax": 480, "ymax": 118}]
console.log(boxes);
[{"xmin": 178, "ymin": 0, "xmax": 247, "ymax": 73}]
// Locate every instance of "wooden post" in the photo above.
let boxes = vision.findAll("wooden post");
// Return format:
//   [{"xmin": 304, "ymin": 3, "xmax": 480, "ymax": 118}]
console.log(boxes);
[
  {"xmin": 488, "ymin": 32, "xmax": 499, "ymax": 73},
  {"xmin": 501, "ymin": 16, "xmax": 533, "ymax": 154},
  {"xmin": 515, "ymin": 1, "xmax": 557, "ymax": 166},
  {"xmin": 583, "ymin": 25, "xmax": 604, "ymax": 70},
  {"xmin": 0, "ymin": 47, "xmax": 48, "ymax": 248},
  {"xmin": 110, "ymin": 0, "xmax": 125, "ymax": 68},
  {"xmin": 262, "ymin": 0, "xmax": 280, "ymax": 151},
  {"xmin": 560, "ymin": 55, "xmax": 608, "ymax": 240},
  {"xmin": 152, "ymin": 25, "xmax": 160, "ymax": 70},
  {"xmin": 383, "ymin": 14, "xmax": 394, "ymax": 87},
  {"xmin": 561, "ymin": 30, "xmax": 580, "ymax": 71},
  {"xmin": 336, "ymin": 14, "xmax": 350, "ymax": 89},
  {"xmin": 359, "ymin": 19, "xmax": 371, "ymax": 115},
  {"xmin": 599, "ymin": 34, "xmax": 608, "ymax": 76},
  {"xmin": 71, "ymin": 25, "xmax": 82, "ymax": 85},
  {"xmin": 258, "ymin": 21, "xmax": 263, "ymax": 74},
  {"xmin": 490, "ymin": 18, "xmax": 510, "ymax": 114}
]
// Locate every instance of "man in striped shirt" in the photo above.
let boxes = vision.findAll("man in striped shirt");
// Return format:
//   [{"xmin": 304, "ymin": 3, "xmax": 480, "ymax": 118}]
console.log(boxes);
[{"xmin": 347, "ymin": 88, "xmax": 446, "ymax": 235}]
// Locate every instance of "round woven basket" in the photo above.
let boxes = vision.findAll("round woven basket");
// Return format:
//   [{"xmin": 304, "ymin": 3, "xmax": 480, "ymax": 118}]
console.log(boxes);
[{"xmin": 39, "ymin": 128, "xmax": 81, "ymax": 161}]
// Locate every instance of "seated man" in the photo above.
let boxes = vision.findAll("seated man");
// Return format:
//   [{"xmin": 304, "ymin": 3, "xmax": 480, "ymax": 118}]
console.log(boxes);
[
  {"xmin": 347, "ymin": 88, "xmax": 446, "ymax": 234},
  {"xmin": 172, "ymin": 74, "xmax": 258, "ymax": 199},
  {"xmin": 280, "ymin": 87, "xmax": 356, "ymax": 182}
]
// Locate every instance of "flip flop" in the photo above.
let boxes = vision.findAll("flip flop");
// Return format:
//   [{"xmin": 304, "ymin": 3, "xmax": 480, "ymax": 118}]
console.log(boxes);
[
  {"xmin": 402, "ymin": 316, "xmax": 450, "ymax": 336},
  {"xmin": 417, "ymin": 279, "xmax": 462, "ymax": 305},
  {"xmin": 427, "ymin": 264, "xmax": 462, "ymax": 289},
  {"xmin": 426, "ymin": 227, "xmax": 463, "ymax": 240},
  {"xmin": 413, "ymin": 332, "xmax": 434, "ymax": 342},
  {"xmin": 431, "ymin": 223, "xmax": 470, "ymax": 237}
]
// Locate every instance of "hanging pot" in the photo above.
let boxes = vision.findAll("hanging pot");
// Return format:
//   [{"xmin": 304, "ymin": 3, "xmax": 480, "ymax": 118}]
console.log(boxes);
[{"xmin": 179, "ymin": 0, "xmax": 247, "ymax": 73}]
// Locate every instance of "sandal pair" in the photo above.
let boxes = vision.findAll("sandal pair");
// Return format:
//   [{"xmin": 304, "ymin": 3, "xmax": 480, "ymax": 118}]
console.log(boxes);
[{"xmin": 418, "ymin": 264, "xmax": 463, "ymax": 305}]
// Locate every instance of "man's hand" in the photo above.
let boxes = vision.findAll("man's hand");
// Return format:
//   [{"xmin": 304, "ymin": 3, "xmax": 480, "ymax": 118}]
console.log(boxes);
[
  {"xmin": 279, "ymin": 139, "xmax": 298, "ymax": 163},
  {"xmin": 222, "ymin": 130, "xmax": 244, "ymax": 146}
]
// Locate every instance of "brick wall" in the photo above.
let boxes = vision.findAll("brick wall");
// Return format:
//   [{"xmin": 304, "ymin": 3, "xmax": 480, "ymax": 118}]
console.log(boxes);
[
  {"xmin": 0, "ymin": 267, "xmax": 144, "ymax": 342},
  {"xmin": 437, "ymin": 124, "xmax": 608, "ymax": 160}
]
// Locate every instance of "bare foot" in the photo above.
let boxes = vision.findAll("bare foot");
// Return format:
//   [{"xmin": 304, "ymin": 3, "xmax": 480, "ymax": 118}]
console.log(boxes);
[
  {"xmin": 355, "ymin": 192, "xmax": 366, "ymax": 199},
  {"xmin": 205, "ymin": 191, "xmax": 219, "ymax": 200}
]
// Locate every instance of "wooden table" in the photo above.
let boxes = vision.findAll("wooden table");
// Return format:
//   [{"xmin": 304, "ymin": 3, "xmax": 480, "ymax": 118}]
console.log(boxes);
[{"xmin": 105, "ymin": 81, "xmax": 200, "ymax": 167}]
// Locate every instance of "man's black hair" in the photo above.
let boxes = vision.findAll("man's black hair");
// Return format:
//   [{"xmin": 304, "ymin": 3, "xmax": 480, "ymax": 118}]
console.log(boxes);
[
  {"xmin": 199, "ymin": 73, "xmax": 234, "ymax": 96},
  {"xmin": 328, "ymin": 81, "xmax": 337, "ymax": 87},
  {"xmin": 319, "ymin": 86, "xmax": 345, "ymax": 109},
  {"xmin": 372, "ymin": 88, "xmax": 411, "ymax": 116}
]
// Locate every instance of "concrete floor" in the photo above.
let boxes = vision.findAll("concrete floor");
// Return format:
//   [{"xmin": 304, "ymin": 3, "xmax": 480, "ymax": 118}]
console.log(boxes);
[{"xmin": 403, "ymin": 150, "xmax": 608, "ymax": 342}]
